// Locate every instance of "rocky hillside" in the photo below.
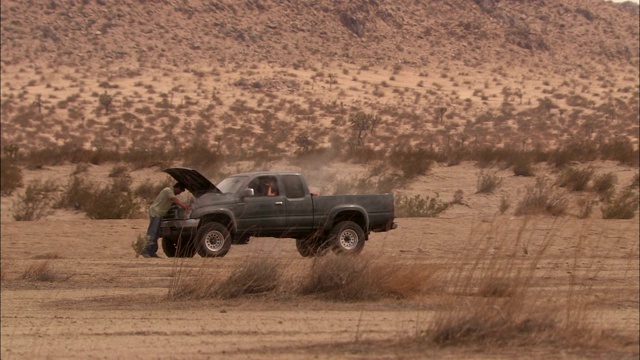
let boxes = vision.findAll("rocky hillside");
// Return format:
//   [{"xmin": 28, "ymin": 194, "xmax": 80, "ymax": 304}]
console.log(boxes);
[
  {"xmin": 0, "ymin": 0, "xmax": 638, "ymax": 157},
  {"xmin": 1, "ymin": 0, "xmax": 638, "ymax": 70}
]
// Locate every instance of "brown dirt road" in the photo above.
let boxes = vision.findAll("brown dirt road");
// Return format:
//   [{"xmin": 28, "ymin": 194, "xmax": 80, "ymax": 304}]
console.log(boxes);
[{"xmin": 1, "ymin": 217, "xmax": 638, "ymax": 359}]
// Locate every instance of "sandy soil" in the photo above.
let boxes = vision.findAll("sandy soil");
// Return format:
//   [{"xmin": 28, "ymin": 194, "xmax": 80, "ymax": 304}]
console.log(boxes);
[{"xmin": 1, "ymin": 214, "xmax": 638, "ymax": 359}]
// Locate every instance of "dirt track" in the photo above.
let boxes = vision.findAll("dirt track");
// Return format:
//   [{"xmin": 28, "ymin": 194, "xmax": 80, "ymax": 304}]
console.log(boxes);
[{"xmin": 1, "ymin": 217, "xmax": 638, "ymax": 359}]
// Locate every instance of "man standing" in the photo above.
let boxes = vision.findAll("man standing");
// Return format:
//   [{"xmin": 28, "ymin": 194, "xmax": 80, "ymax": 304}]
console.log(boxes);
[{"xmin": 143, "ymin": 182, "xmax": 191, "ymax": 258}]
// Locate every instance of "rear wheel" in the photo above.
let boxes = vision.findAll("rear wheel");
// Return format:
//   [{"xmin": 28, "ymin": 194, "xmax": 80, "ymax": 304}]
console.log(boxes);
[
  {"xmin": 329, "ymin": 221, "xmax": 365, "ymax": 255},
  {"xmin": 196, "ymin": 222, "xmax": 232, "ymax": 257}
]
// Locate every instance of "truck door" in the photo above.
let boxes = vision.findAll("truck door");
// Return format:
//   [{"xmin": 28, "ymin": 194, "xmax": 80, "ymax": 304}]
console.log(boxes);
[
  {"xmin": 238, "ymin": 175, "xmax": 287, "ymax": 236},
  {"xmin": 282, "ymin": 175, "xmax": 314, "ymax": 235}
]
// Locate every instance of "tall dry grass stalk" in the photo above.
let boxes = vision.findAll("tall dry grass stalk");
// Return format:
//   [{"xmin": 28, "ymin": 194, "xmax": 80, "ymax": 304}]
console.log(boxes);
[
  {"xmin": 20, "ymin": 260, "xmax": 58, "ymax": 282},
  {"xmin": 298, "ymin": 255, "xmax": 437, "ymax": 301},
  {"xmin": 422, "ymin": 217, "xmax": 599, "ymax": 348},
  {"xmin": 167, "ymin": 254, "xmax": 438, "ymax": 302}
]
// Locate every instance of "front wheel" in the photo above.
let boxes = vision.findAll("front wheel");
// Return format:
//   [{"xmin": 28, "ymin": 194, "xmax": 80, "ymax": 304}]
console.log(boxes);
[
  {"xmin": 161, "ymin": 237, "xmax": 197, "ymax": 258},
  {"xmin": 329, "ymin": 221, "xmax": 365, "ymax": 255},
  {"xmin": 196, "ymin": 222, "xmax": 232, "ymax": 258}
]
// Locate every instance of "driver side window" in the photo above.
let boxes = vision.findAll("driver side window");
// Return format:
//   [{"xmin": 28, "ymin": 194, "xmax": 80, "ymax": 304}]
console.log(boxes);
[{"xmin": 247, "ymin": 176, "xmax": 279, "ymax": 197}]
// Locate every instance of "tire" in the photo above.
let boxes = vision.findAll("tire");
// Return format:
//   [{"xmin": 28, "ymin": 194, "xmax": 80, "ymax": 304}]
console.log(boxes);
[
  {"xmin": 329, "ymin": 221, "xmax": 365, "ymax": 255},
  {"xmin": 295, "ymin": 236, "xmax": 330, "ymax": 257},
  {"xmin": 161, "ymin": 237, "xmax": 197, "ymax": 258},
  {"xmin": 196, "ymin": 222, "xmax": 232, "ymax": 258},
  {"xmin": 161, "ymin": 237, "xmax": 177, "ymax": 258}
]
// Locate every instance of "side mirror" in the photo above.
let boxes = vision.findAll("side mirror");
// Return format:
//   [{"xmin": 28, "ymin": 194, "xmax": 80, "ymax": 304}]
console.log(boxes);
[{"xmin": 241, "ymin": 188, "xmax": 255, "ymax": 198}]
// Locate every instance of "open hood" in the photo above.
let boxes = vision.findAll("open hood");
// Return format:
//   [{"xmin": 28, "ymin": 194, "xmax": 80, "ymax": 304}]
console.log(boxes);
[{"xmin": 164, "ymin": 167, "xmax": 221, "ymax": 197}]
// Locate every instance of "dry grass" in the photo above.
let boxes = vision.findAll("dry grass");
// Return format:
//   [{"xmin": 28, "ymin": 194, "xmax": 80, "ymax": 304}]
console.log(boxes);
[
  {"xmin": 515, "ymin": 177, "xmax": 568, "ymax": 216},
  {"xmin": 167, "ymin": 255, "xmax": 437, "ymax": 302},
  {"xmin": 20, "ymin": 261, "xmax": 57, "ymax": 282},
  {"xmin": 405, "ymin": 218, "xmax": 608, "ymax": 350},
  {"xmin": 131, "ymin": 234, "xmax": 146, "ymax": 258},
  {"xmin": 298, "ymin": 255, "xmax": 437, "ymax": 301},
  {"xmin": 167, "ymin": 257, "xmax": 283, "ymax": 300}
]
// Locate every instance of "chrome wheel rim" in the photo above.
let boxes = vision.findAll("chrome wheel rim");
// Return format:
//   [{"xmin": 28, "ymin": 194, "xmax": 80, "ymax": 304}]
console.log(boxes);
[
  {"xmin": 204, "ymin": 231, "xmax": 225, "ymax": 252},
  {"xmin": 338, "ymin": 229, "xmax": 359, "ymax": 250}
]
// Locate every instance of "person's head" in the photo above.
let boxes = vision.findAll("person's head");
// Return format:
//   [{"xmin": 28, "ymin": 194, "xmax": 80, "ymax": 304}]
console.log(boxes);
[{"xmin": 173, "ymin": 182, "xmax": 186, "ymax": 195}]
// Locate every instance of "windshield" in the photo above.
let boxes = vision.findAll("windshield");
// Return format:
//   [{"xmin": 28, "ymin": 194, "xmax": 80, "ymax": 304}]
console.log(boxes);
[{"xmin": 216, "ymin": 176, "xmax": 248, "ymax": 194}]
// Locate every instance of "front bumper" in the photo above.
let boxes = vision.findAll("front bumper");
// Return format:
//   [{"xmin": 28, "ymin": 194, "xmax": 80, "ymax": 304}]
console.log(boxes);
[{"xmin": 160, "ymin": 218, "xmax": 200, "ymax": 237}]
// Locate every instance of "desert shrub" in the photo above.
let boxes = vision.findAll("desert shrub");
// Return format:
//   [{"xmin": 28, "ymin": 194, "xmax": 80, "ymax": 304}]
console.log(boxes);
[
  {"xmin": 0, "ymin": 157, "xmax": 23, "ymax": 195},
  {"xmin": 601, "ymin": 189, "xmax": 639, "ymax": 219},
  {"xmin": 167, "ymin": 263, "xmax": 219, "ymax": 300},
  {"xmin": 122, "ymin": 147, "xmax": 168, "ymax": 169},
  {"xmin": 181, "ymin": 142, "xmax": 224, "ymax": 176},
  {"xmin": 631, "ymin": 173, "xmax": 639, "ymax": 189},
  {"xmin": 591, "ymin": 172, "xmax": 617, "ymax": 198},
  {"xmin": 476, "ymin": 170, "xmax": 502, "ymax": 193},
  {"xmin": 576, "ymin": 196, "xmax": 596, "ymax": 219},
  {"xmin": 215, "ymin": 258, "xmax": 282, "ymax": 299},
  {"xmin": 419, "ymin": 219, "xmax": 598, "ymax": 349},
  {"xmin": 395, "ymin": 194, "xmax": 449, "ymax": 217},
  {"xmin": 343, "ymin": 146, "xmax": 381, "ymax": 164},
  {"xmin": 84, "ymin": 181, "xmax": 140, "ymax": 219},
  {"xmin": 298, "ymin": 256, "xmax": 433, "ymax": 301},
  {"xmin": 168, "ymin": 258, "xmax": 282, "ymax": 300},
  {"xmin": 599, "ymin": 139, "xmax": 638, "ymax": 166},
  {"xmin": 12, "ymin": 180, "xmax": 57, "ymax": 221},
  {"xmin": 56, "ymin": 176, "xmax": 95, "ymax": 210},
  {"xmin": 512, "ymin": 155, "xmax": 534, "ymax": 177},
  {"xmin": 548, "ymin": 141, "xmax": 599, "ymax": 169},
  {"xmin": 556, "ymin": 167, "xmax": 594, "ymax": 191},
  {"xmin": 72, "ymin": 163, "xmax": 90, "ymax": 175},
  {"xmin": 20, "ymin": 261, "xmax": 57, "ymax": 282},
  {"xmin": 499, "ymin": 196, "xmax": 510, "ymax": 214},
  {"xmin": 390, "ymin": 148, "xmax": 437, "ymax": 179},
  {"xmin": 108, "ymin": 165, "xmax": 130, "ymax": 178},
  {"xmin": 515, "ymin": 178, "xmax": 568, "ymax": 216},
  {"xmin": 451, "ymin": 190, "xmax": 465, "ymax": 205},
  {"xmin": 131, "ymin": 234, "xmax": 146, "ymax": 258}
]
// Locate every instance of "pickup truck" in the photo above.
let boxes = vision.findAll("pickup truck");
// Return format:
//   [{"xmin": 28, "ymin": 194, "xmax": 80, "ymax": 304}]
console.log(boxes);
[{"xmin": 160, "ymin": 168, "xmax": 397, "ymax": 258}]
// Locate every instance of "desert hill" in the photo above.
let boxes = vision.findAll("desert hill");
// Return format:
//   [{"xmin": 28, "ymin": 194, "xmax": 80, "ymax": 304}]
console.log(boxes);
[
  {"xmin": 1, "ymin": 0, "xmax": 638, "ymax": 69},
  {"xmin": 1, "ymin": 0, "xmax": 638, "ymax": 155}
]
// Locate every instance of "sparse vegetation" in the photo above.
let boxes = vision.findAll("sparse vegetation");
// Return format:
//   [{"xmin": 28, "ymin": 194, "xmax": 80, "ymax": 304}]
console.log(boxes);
[
  {"xmin": 395, "ymin": 194, "xmax": 449, "ymax": 218},
  {"xmin": 476, "ymin": 170, "xmax": 502, "ymax": 194},
  {"xmin": 515, "ymin": 178, "xmax": 568, "ymax": 216},
  {"xmin": 601, "ymin": 189, "xmax": 639, "ymax": 219},
  {"xmin": 20, "ymin": 261, "xmax": 57, "ymax": 282},
  {"xmin": 12, "ymin": 180, "xmax": 57, "ymax": 221},
  {"xmin": 0, "ymin": 156, "xmax": 23, "ymax": 195}
]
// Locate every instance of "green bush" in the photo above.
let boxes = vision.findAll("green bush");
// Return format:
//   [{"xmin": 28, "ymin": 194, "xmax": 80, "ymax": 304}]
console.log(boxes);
[
  {"xmin": 1, "ymin": 157, "xmax": 23, "ymax": 195},
  {"xmin": 395, "ymin": 194, "xmax": 449, "ymax": 218},
  {"xmin": 601, "ymin": 190, "xmax": 639, "ymax": 219}
]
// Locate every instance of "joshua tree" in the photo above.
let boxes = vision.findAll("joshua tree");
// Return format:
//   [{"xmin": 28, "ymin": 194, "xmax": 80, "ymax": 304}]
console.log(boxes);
[
  {"xmin": 32, "ymin": 95, "xmax": 42, "ymax": 113},
  {"xmin": 99, "ymin": 92, "xmax": 113, "ymax": 114},
  {"xmin": 349, "ymin": 112, "xmax": 381, "ymax": 146},
  {"xmin": 434, "ymin": 106, "xmax": 447, "ymax": 126}
]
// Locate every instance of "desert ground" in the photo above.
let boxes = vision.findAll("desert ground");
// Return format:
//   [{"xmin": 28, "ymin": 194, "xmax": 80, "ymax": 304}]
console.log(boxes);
[
  {"xmin": 1, "ymin": 216, "xmax": 639, "ymax": 359},
  {"xmin": 1, "ymin": 161, "xmax": 639, "ymax": 359}
]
